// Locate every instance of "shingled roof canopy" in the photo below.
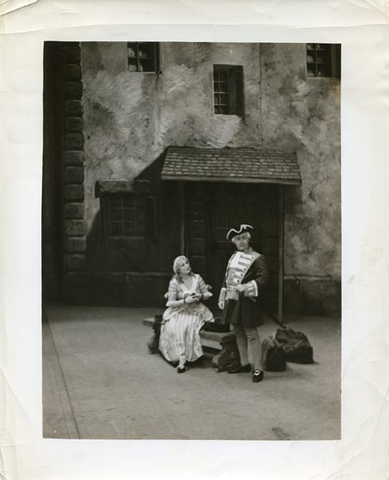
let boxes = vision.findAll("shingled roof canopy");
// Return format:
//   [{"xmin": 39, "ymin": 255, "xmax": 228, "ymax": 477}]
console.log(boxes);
[{"xmin": 161, "ymin": 147, "xmax": 301, "ymax": 185}]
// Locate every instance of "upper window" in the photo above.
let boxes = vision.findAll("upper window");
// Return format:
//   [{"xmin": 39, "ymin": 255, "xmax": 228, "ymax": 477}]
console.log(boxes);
[
  {"xmin": 213, "ymin": 65, "xmax": 244, "ymax": 117},
  {"xmin": 306, "ymin": 44, "xmax": 341, "ymax": 78},
  {"xmin": 127, "ymin": 42, "xmax": 160, "ymax": 73}
]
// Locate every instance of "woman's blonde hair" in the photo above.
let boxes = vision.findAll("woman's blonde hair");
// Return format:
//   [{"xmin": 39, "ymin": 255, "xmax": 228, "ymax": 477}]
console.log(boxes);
[{"xmin": 172, "ymin": 255, "xmax": 194, "ymax": 283}]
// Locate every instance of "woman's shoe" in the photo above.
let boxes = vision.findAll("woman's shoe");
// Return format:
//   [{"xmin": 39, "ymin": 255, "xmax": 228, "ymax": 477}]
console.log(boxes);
[
  {"xmin": 227, "ymin": 364, "xmax": 251, "ymax": 374},
  {"xmin": 177, "ymin": 365, "xmax": 188, "ymax": 373},
  {"xmin": 252, "ymin": 369, "xmax": 264, "ymax": 383}
]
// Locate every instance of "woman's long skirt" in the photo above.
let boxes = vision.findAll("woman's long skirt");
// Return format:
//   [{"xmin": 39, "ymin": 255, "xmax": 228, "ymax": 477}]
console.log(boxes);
[{"xmin": 159, "ymin": 305, "xmax": 213, "ymax": 363}]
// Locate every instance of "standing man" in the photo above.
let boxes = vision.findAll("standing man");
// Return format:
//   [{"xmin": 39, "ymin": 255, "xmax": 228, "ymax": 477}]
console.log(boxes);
[{"xmin": 218, "ymin": 224, "xmax": 268, "ymax": 383}]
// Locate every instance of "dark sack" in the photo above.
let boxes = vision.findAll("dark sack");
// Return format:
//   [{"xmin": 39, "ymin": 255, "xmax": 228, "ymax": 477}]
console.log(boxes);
[
  {"xmin": 261, "ymin": 336, "xmax": 286, "ymax": 372},
  {"xmin": 275, "ymin": 327, "xmax": 314, "ymax": 364},
  {"xmin": 211, "ymin": 334, "xmax": 240, "ymax": 372},
  {"xmin": 147, "ymin": 314, "xmax": 163, "ymax": 354},
  {"xmin": 212, "ymin": 344, "xmax": 240, "ymax": 373}
]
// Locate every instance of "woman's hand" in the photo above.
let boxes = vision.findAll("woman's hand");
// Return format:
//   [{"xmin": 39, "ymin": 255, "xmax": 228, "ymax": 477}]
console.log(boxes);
[{"xmin": 185, "ymin": 295, "xmax": 197, "ymax": 304}]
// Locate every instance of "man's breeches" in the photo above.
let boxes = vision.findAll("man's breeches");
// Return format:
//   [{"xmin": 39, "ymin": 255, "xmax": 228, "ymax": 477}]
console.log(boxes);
[{"xmin": 231, "ymin": 324, "xmax": 262, "ymax": 370}]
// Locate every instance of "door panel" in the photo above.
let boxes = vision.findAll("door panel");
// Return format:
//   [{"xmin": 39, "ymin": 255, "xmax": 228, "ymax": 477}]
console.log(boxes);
[{"xmin": 208, "ymin": 183, "xmax": 279, "ymax": 311}]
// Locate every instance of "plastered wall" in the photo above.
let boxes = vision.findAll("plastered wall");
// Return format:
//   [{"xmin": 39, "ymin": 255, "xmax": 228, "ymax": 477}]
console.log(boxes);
[{"xmin": 79, "ymin": 42, "xmax": 341, "ymax": 312}]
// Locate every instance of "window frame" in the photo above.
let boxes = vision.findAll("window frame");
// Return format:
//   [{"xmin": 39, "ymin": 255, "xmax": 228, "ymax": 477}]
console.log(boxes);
[
  {"xmin": 127, "ymin": 42, "xmax": 160, "ymax": 73},
  {"xmin": 213, "ymin": 64, "xmax": 245, "ymax": 117},
  {"xmin": 306, "ymin": 44, "xmax": 341, "ymax": 79},
  {"xmin": 102, "ymin": 193, "xmax": 146, "ymax": 239}
]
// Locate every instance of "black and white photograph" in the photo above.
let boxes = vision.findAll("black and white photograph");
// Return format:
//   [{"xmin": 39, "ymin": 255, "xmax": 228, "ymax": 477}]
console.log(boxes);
[
  {"xmin": 42, "ymin": 40, "xmax": 341, "ymax": 441},
  {"xmin": 2, "ymin": 2, "xmax": 389, "ymax": 479}
]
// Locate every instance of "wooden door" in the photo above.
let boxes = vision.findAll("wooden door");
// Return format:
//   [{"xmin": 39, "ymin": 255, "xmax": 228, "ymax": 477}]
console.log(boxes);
[{"xmin": 207, "ymin": 183, "xmax": 279, "ymax": 311}]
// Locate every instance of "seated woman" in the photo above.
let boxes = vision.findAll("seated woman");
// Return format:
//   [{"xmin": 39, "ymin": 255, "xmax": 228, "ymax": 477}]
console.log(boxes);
[{"xmin": 159, "ymin": 255, "xmax": 214, "ymax": 373}]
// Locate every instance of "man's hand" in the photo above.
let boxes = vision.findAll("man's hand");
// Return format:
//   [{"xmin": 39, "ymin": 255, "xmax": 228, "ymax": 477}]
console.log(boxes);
[
  {"xmin": 235, "ymin": 284, "xmax": 247, "ymax": 293},
  {"xmin": 218, "ymin": 301, "xmax": 225, "ymax": 310}
]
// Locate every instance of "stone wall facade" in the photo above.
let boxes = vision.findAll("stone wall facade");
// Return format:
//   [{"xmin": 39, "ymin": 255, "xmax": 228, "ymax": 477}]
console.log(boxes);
[{"xmin": 43, "ymin": 42, "xmax": 341, "ymax": 314}]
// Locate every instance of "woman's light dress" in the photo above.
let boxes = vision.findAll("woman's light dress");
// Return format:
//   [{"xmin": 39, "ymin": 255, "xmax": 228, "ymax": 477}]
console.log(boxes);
[{"xmin": 159, "ymin": 274, "xmax": 214, "ymax": 364}]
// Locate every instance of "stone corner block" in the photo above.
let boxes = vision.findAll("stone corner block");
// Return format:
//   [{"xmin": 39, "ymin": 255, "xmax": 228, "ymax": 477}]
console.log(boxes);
[
  {"xmin": 64, "ymin": 81, "xmax": 83, "ymax": 100},
  {"xmin": 65, "ymin": 219, "xmax": 86, "ymax": 236},
  {"xmin": 65, "ymin": 254, "xmax": 86, "ymax": 271},
  {"xmin": 64, "ymin": 150, "xmax": 84, "ymax": 166},
  {"xmin": 63, "ymin": 64, "xmax": 81, "ymax": 80},
  {"xmin": 65, "ymin": 166, "xmax": 84, "ymax": 184},
  {"xmin": 65, "ymin": 133, "xmax": 84, "ymax": 150},
  {"xmin": 64, "ymin": 184, "xmax": 84, "ymax": 202},
  {"xmin": 66, "ymin": 236, "xmax": 87, "ymax": 253},
  {"xmin": 65, "ymin": 203, "xmax": 84, "ymax": 219},
  {"xmin": 65, "ymin": 117, "xmax": 83, "ymax": 133},
  {"xmin": 65, "ymin": 100, "xmax": 83, "ymax": 116}
]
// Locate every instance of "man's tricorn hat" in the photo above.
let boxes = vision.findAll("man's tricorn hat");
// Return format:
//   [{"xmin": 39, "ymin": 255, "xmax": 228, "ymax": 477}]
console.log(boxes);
[{"xmin": 226, "ymin": 224, "xmax": 254, "ymax": 242}]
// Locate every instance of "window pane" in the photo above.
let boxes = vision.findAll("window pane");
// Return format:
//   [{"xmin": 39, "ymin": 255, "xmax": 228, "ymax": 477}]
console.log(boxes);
[
  {"xmin": 135, "ymin": 207, "xmax": 144, "ymax": 222},
  {"xmin": 127, "ymin": 46, "xmax": 136, "ymax": 57},
  {"xmin": 317, "ymin": 65, "xmax": 331, "ymax": 77},
  {"xmin": 218, "ymin": 84, "xmax": 228, "ymax": 94},
  {"xmin": 307, "ymin": 54, "xmax": 315, "ymax": 64},
  {"xmin": 122, "ymin": 196, "xmax": 134, "ymax": 207},
  {"xmin": 219, "ymin": 94, "xmax": 227, "ymax": 106},
  {"xmin": 122, "ymin": 223, "xmax": 135, "ymax": 235},
  {"xmin": 317, "ymin": 51, "xmax": 330, "ymax": 64},
  {"xmin": 109, "ymin": 196, "xmax": 122, "ymax": 208},
  {"xmin": 135, "ymin": 223, "xmax": 144, "ymax": 236},
  {"xmin": 140, "ymin": 58, "xmax": 155, "ymax": 72},
  {"xmin": 139, "ymin": 43, "xmax": 155, "ymax": 58},
  {"xmin": 122, "ymin": 208, "xmax": 135, "ymax": 222},
  {"xmin": 110, "ymin": 222, "xmax": 122, "ymax": 236},
  {"xmin": 307, "ymin": 65, "xmax": 316, "ymax": 77},
  {"xmin": 110, "ymin": 209, "xmax": 122, "ymax": 221},
  {"xmin": 127, "ymin": 43, "xmax": 137, "ymax": 55}
]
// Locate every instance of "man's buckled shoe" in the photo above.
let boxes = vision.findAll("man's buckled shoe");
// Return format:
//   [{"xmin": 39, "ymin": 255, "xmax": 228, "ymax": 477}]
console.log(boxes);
[
  {"xmin": 252, "ymin": 369, "xmax": 264, "ymax": 383},
  {"xmin": 227, "ymin": 364, "xmax": 251, "ymax": 374}
]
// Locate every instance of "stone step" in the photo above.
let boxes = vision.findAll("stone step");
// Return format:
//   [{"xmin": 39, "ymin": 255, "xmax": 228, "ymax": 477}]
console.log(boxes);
[{"xmin": 143, "ymin": 317, "xmax": 235, "ymax": 350}]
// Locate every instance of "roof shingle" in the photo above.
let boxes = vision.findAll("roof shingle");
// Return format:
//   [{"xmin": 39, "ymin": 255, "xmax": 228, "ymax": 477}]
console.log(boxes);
[{"xmin": 161, "ymin": 147, "xmax": 301, "ymax": 185}]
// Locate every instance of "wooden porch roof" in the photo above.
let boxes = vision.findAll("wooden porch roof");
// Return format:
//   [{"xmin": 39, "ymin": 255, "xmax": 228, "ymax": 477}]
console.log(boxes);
[{"xmin": 161, "ymin": 147, "xmax": 301, "ymax": 185}]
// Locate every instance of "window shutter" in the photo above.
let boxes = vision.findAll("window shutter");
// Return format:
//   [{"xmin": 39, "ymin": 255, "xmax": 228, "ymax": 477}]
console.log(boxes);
[
  {"xmin": 143, "ymin": 196, "xmax": 158, "ymax": 239},
  {"xmin": 155, "ymin": 43, "xmax": 160, "ymax": 74},
  {"xmin": 332, "ymin": 44, "xmax": 341, "ymax": 79},
  {"xmin": 235, "ymin": 66, "xmax": 245, "ymax": 118}
]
